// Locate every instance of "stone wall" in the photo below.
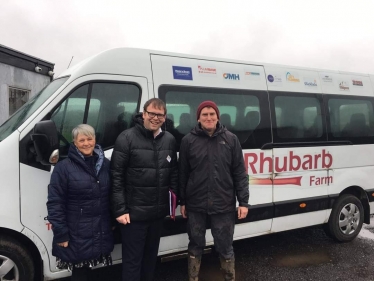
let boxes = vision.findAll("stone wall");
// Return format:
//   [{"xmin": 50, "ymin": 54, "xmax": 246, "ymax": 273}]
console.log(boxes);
[{"xmin": 0, "ymin": 62, "xmax": 50, "ymax": 125}]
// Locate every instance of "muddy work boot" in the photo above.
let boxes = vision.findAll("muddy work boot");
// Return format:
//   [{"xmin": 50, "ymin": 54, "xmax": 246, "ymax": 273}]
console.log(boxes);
[
  {"xmin": 188, "ymin": 255, "xmax": 201, "ymax": 281},
  {"xmin": 220, "ymin": 257, "xmax": 235, "ymax": 281}
]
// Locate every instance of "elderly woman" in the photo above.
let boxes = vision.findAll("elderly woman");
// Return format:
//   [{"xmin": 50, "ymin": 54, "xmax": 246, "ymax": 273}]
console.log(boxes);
[{"xmin": 47, "ymin": 124, "xmax": 114, "ymax": 281}]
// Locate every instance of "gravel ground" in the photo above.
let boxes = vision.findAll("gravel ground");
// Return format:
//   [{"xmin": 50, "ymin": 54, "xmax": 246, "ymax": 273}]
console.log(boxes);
[{"xmin": 57, "ymin": 218, "xmax": 374, "ymax": 281}]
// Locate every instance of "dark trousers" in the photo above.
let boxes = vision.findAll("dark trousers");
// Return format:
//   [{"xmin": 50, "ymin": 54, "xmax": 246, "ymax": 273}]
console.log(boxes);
[
  {"xmin": 187, "ymin": 211, "xmax": 235, "ymax": 260},
  {"xmin": 71, "ymin": 266, "xmax": 91, "ymax": 281},
  {"xmin": 120, "ymin": 218, "xmax": 164, "ymax": 281}
]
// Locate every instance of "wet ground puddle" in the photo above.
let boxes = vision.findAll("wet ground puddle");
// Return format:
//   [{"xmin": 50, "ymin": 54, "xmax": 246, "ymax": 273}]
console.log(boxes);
[{"xmin": 272, "ymin": 250, "xmax": 331, "ymax": 267}]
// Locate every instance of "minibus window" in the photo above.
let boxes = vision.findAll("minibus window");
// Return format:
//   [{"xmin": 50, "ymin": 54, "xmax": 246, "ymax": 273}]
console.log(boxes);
[
  {"xmin": 219, "ymin": 106, "xmax": 237, "ymax": 128},
  {"xmin": 274, "ymin": 107, "xmax": 282, "ymax": 127},
  {"xmin": 244, "ymin": 106, "xmax": 260, "ymax": 130},
  {"xmin": 166, "ymin": 104, "xmax": 191, "ymax": 128},
  {"xmin": 50, "ymin": 82, "xmax": 141, "ymax": 154},
  {"xmin": 328, "ymin": 98, "xmax": 374, "ymax": 139},
  {"xmin": 0, "ymin": 77, "xmax": 69, "ymax": 142},
  {"xmin": 51, "ymin": 85, "xmax": 89, "ymax": 154},
  {"xmin": 90, "ymin": 83, "xmax": 140, "ymax": 149},
  {"xmin": 273, "ymin": 95, "xmax": 323, "ymax": 140},
  {"xmin": 159, "ymin": 86, "xmax": 271, "ymax": 150},
  {"xmin": 53, "ymin": 96, "xmax": 97, "ymax": 143}
]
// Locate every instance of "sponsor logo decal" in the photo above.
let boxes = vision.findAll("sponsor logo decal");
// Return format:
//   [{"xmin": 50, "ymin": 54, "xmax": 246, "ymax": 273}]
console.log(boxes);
[
  {"xmin": 267, "ymin": 74, "xmax": 282, "ymax": 84},
  {"xmin": 223, "ymin": 73, "xmax": 240, "ymax": 80},
  {"xmin": 339, "ymin": 81, "xmax": 350, "ymax": 91},
  {"xmin": 304, "ymin": 78, "xmax": 318, "ymax": 87},
  {"xmin": 286, "ymin": 72, "xmax": 300, "ymax": 83},
  {"xmin": 352, "ymin": 80, "xmax": 363, "ymax": 86},
  {"xmin": 244, "ymin": 71, "xmax": 261, "ymax": 81},
  {"xmin": 321, "ymin": 75, "xmax": 333, "ymax": 83},
  {"xmin": 245, "ymin": 71, "xmax": 260, "ymax": 76},
  {"xmin": 244, "ymin": 149, "xmax": 333, "ymax": 187},
  {"xmin": 173, "ymin": 66, "xmax": 193, "ymax": 80},
  {"xmin": 198, "ymin": 65, "xmax": 216, "ymax": 75}
]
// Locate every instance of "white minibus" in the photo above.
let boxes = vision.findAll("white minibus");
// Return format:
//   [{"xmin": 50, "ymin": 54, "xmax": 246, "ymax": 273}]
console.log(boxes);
[{"xmin": 1, "ymin": 48, "xmax": 374, "ymax": 280}]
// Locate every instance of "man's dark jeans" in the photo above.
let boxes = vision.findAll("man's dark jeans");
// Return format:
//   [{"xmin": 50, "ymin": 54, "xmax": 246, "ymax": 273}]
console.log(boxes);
[
  {"xmin": 187, "ymin": 211, "xmax": 235, "ymax": 259},
  {"xmin": 120, "ymin": 218, "xmax": 163, "ymax": 281}
]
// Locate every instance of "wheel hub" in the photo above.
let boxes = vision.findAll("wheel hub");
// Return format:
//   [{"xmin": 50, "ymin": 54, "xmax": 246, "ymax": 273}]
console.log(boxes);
[
  {"xmin": 339, "ymin": 203, "xmax": 360, "ymax": 235},
  {"xmin": 0, "ymin": 255, "xmax": 19, "ymax": 281}
]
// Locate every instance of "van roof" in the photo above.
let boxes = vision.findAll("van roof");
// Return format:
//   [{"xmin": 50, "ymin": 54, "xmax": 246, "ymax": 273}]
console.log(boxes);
[{"xmin": 58, "ymin": 47, "xmax": 373, "ymax": 80}]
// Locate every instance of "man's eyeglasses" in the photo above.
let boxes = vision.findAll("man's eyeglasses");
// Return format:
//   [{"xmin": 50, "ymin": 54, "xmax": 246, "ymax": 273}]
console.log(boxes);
[{"xmin": 145, "ymin": 110, "xmax": 166, "ymax": 119}]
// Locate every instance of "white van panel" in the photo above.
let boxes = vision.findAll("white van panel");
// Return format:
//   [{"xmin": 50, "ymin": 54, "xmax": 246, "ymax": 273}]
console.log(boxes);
[
  {"xmin": 271, "ymin": 210, "xmax": 329, "ymax": 232},
  {"xmin": 327, "ymin": 144, "xmax": 374, "ymax": 172},
  {"xmin": 158, "ymin": 219, "xmax": 272, "ymax": 255},
  {"xmin": 59, "ymin": 48, "xmax": 153, "ymax": 81},
  {"xmin": 272, "ymin": 147, "xmax": 329, "ymax": 202},
  {"xmin": 264, "ymin": 66, "xmax": 323, "ymax": 93},
  {"xmin": 370, "ymin": 202, "xmax": 374, "ymax": 213},
  {"xmin": 233, "ymin": 220, "xmax": 273, "ymax": 239},
  {"xmin": 151, "ymin": 55, "xmax": 267, "ymax": 91},
  {"xmin": 0, "ymin": 130, "xmax": 23, "ymax": 231},
  {"xmin": 20, "ymin": 164, "xmax": 51, "ymax": 255},
  {"xmin": 319, "ymin": 72, "xmax": 373, "ymax": 96},
  {"xmin": 328, "ymin": 165, "xmax": 374, "ymax": 196}
]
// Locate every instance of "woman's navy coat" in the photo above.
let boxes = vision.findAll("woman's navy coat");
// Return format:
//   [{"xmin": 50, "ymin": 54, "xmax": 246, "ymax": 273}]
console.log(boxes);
[{"xmin": 47, "ymin": 144, "xmax": 114, "ymax": 263}]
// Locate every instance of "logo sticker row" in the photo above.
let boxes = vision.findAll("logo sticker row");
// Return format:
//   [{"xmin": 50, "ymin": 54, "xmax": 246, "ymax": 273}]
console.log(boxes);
[
  {"xmin": 267, "ymin": 72, "xmax": 364, "ymax": 90},
  {"xmin": 172, "ymin": 65, "xmax": 261, "ymax": 82}
]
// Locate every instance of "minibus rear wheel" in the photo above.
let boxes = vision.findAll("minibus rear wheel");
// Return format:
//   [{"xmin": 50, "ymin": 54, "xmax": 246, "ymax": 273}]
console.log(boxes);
[
  {"xmin": 327, "ymin": 194, "xmax": 364, "ymax": 242},
  {"xmin": 0, "ymin": 235, "xmax": 34, "ymax": 281}
]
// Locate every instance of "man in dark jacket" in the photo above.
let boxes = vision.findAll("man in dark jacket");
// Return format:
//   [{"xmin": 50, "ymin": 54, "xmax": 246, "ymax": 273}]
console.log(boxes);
[
  {"xmin": 179, "ymin": 101, "xmax": 249, "ymax": 281},
  {"xmin": 111, "ymin": 98, "xmax": 178, "ymax": 281}
]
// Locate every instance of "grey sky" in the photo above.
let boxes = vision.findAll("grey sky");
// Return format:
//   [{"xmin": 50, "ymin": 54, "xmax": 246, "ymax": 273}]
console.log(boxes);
[{"xmin": 1, "ymin": 0, "xmax": 373, "ymax": 77}]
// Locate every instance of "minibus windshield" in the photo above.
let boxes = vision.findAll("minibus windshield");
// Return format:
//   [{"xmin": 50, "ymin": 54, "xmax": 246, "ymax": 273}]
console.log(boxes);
[{"xmin": 0, "ymin": 77, "xmax": 69, "ymax": 142}]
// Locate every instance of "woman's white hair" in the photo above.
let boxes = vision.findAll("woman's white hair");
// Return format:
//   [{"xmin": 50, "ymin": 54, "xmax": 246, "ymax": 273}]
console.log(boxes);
[{"xmin": 72, "ymin": 124, "xmax": 95, "ymax": 140}]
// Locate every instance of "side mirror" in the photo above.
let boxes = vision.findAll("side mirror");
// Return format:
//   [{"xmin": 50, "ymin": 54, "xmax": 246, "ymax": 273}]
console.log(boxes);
[{"xmin": 31, "ymin": 120, "xmax": 59, "ymax": 165}]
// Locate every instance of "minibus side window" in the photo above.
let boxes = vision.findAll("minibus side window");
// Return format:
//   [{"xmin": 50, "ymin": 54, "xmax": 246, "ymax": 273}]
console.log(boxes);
[
  {"xmin": 51, "ymin": 85, "xmax": 89, "ymax": 155},
  {"xmin": 270, "ymin": 92, "xmax": 325, "ymax": 143},
  {"xmin": 327, "ymin": 97, "xmax": 374, "ymax": 144},
  {"xmin": 50, "ymin": 82, "xmax": 141, "ymax": 156},
  {"xmin": 159, "ymin": 86, "xmax": 272, "ymax": 151},
  {"xmin": 219, "ymin": 106, "xmax": 237, "ymax": 130},
  {"xmin": 243, "ymin": 106, "xmax": 260, "ymax": 131},
  {"xmin": 89, "ymin": 83, "xmax": 140, "ymax": 149},
  {"xmin": 165, "ymin": 104, "xmax": 191, "ymax": 135}
]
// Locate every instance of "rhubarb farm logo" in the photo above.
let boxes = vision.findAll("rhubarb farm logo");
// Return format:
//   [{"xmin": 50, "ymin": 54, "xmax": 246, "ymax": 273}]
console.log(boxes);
[{"xmin": 244, "ymin": 150, "xmax": 333, "ymax": 186}]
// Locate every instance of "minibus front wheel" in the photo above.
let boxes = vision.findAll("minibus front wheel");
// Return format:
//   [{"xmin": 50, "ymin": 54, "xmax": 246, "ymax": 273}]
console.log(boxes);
[
  {"xmin": 326, "ymin": 194, "xmax": 364, "ymax": 242},
  {"xmin": 0, "ymin": 235, "xmax": 34, "ymax": 281}
]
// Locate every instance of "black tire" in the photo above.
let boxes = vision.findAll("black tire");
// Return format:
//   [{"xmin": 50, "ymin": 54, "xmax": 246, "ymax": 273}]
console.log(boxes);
[
  {"xmin": 0, "ymin": 235, "xmax": 34, "ymax": 281},
  {"xmin": 327, "ymin": 194, "xmax": 364, "ymax": 242}
]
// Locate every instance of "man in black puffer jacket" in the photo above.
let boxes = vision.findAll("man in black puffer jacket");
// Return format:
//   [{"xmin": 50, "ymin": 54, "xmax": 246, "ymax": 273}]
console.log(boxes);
[
  {"xmin": 111, "ymin": 98, "xmax": 178, "ymax": 281},
  {"xmin": 179, "ymin": 101, "xmax": 249, "ymax": 281}
]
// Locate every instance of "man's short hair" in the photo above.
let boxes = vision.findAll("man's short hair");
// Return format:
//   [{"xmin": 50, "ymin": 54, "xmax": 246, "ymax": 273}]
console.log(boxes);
[{"xmin": 143, "ymin": 98, "xmax": 167, "ymax": 115}]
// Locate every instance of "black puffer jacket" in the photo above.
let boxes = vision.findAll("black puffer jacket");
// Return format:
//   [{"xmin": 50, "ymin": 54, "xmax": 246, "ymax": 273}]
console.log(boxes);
[
  {"xmin": 110, "ymin": 114, "xmax": 178, "ymax": 221},
  {"xmin": 179, "ymin": 122, "xmax": 249, "ymax": 214},
  {"xmin": 47, "ymin": 144, "xmax": 114, "ymax": 264}
]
